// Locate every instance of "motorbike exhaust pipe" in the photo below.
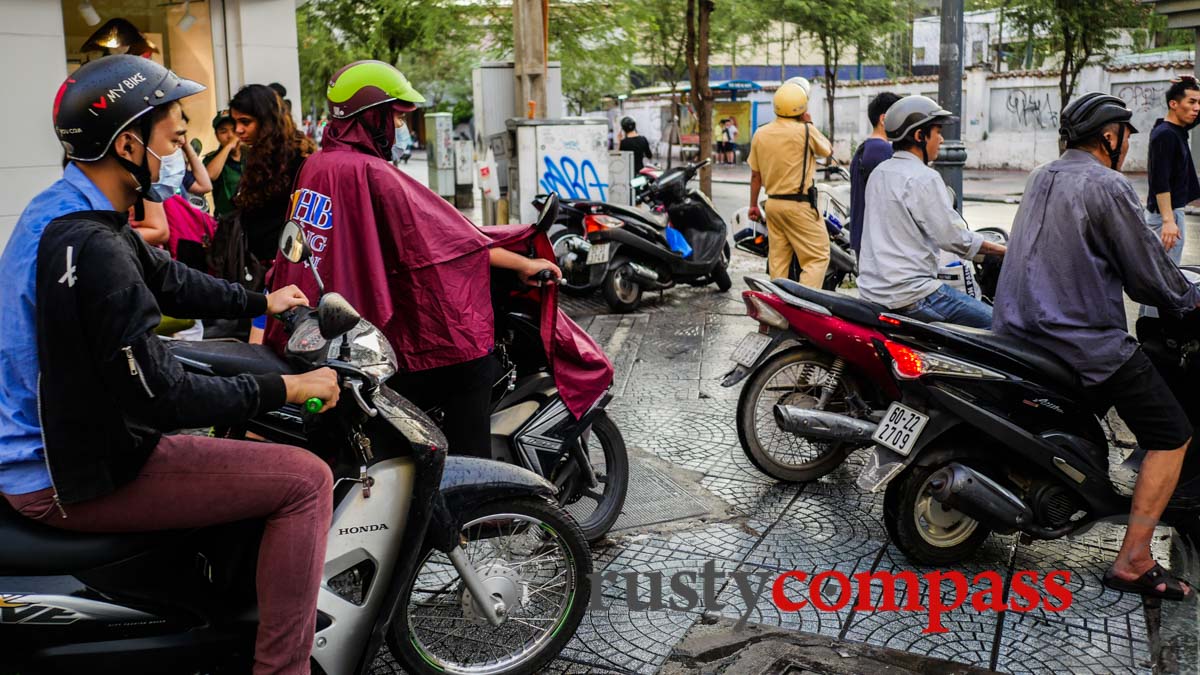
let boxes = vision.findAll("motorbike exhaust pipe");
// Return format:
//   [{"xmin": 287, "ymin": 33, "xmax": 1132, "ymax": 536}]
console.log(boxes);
[
  {"xmin": 566, "ymin": 238, "xmax": 591, "ymax": 255},
  {"xmin": 829, "ymin": 242, "xmax": 858, "ymax": 275},
  {"xmin": 926, "ymin": 463, "xmax": 1033, "ymax": 530},
  {"xmin": 773, "ymin": 405, "xmax": 878, "ymax": 444},
  {"xmin": 626, "ymin": 261, "xmax": 661, "ymax": 285}
]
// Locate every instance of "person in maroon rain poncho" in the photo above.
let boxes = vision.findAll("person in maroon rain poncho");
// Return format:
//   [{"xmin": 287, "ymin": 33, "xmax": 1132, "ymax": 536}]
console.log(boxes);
[{"xmin": 266, "ymin": 61, "xmax": 609, "ymax": 457}]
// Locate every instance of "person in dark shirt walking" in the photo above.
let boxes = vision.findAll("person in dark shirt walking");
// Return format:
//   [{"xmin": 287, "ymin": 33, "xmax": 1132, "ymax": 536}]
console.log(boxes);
[
  {"xmin": 619, "ymin": 117, "xmax": 653, "ymax": 172},
  {"xmin": 1142, "ymin": 76, "xmax": 1200, "ymax": 317},
  {"xmin": 849, "ymin": 91, "xmax": 900, "ymax": 254}
]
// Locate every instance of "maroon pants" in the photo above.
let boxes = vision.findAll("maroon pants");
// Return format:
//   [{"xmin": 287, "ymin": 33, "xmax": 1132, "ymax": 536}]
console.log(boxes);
[{"xmin": 5, "ymin": 434, "xmax": 333, "ymax": 675}]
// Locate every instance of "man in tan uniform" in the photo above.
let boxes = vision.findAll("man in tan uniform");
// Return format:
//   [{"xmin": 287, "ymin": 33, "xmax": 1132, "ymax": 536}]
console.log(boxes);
[{"xmin": 748, "ymin": 82, "xmax": 833, "ymax": 287}]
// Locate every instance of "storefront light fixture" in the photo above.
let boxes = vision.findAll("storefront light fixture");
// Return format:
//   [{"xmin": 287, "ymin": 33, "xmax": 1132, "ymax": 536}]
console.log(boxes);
[
  {"xmin": 178, "ymin": 0, "xmax": 197, "ymax": 32},
  {"xmin": 79, "ymin": 1, "xmax": 101, "ymax": 27}
]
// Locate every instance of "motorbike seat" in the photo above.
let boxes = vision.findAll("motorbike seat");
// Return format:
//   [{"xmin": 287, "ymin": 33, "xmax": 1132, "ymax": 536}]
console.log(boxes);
[
  {"xmin": 0, "ymin": 499, "xmax": 173, "ymax": 574},
  {"xmin": 931, "ymin": 323, "xmax": 1082, "ymax": 392},
  {"xmin": 167, "ymin": 340, "xmax": 297, "ymax": 377},
  {"xmin": 773, "ymin": 279, "xmax": 884, "ymax": 328}
]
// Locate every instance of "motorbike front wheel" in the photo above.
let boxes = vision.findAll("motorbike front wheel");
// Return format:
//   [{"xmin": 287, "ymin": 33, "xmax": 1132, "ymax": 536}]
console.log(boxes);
[
  {"xmin": 602, "ymin": 257, "xmax": 643, "ymax": 313},
  {"xmin": 557, "ymin": 411, "xmax": 629, "ymax": 541},
  {"xmin": 735, "ymin": 347, "xmax": 857, "ymax": 482},
  {"xmin": 389, "ymin": 496, "xmax": 591, "ymax": 675}
]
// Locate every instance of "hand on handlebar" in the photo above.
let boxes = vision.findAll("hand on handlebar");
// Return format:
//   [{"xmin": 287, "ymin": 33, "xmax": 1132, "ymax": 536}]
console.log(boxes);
[
  {"xmin": 266, "ymin": 284, "xmax": 310, "ymax": 316},
  {"xmin": 519, "ymin": 258, "xmax": 561, "ymax": 286},
  {"xmin": 283, "ymin": 367, "xmax": 340, "ymax": 413},
  {"xmin": 748, "ymin": 205, "xmax": 763, "ymax": 223}
]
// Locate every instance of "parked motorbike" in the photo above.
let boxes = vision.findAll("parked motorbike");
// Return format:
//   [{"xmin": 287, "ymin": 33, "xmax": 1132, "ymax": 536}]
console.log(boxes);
[
  {"xmin": 4, "ymin": 219, "xmax": 591, "ymax": 674},
  {"xmin": 423, "ymin": 195, "xmax": 629, "ymax": 542},
  {"xmin": 593, "ymin": 159, "xmax": 732, "ymax": 312},
  {"xmin": 547, "ymin": 196, "xmax": 668, "ymax": 297},
  {"xmin": 722, "ymin": 227, "xmax": 1009, "ymax": 484}
]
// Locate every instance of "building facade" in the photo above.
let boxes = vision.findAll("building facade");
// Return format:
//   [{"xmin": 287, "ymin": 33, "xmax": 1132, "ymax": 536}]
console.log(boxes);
[{"xmin": 0, "ymin": 0, "xmax": 303, "ymax": 246}]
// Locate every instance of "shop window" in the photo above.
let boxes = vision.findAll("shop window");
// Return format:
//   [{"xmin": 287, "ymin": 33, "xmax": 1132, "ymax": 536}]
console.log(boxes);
[{"xmin": 62, "ymin": 1, "xmax": 219, "ymax": 156}]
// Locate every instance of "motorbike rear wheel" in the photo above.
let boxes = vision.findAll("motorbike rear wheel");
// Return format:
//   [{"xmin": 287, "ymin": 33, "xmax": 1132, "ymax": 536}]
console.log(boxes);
[
  {"xmin": 557, "ymin": 411, "xmax": 629, "ymax": 542},
  {"xmin": 712, "ymin": 243, "xmax": 733, "ymax": 292},
  {"xmin": 550, "ymin": 229, "xmax": 595, "ymax": 297},
  {"xmin": 389, "ymin": 496, "xmax": 591, "ymax": 675},
  {"xmin": 603, "ymin": 257, "xmax": 643, "ymax": 313},
  {"xmin": 735, "ymin": 347, "xmax": 856, "ymax": 482},
  {"xmin": 883, "ymin": 458, "xmax": 992, "ymax": 566}
]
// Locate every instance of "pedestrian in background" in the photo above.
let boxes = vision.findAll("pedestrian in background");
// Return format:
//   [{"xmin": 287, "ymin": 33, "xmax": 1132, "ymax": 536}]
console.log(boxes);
[
  {"xmin": 849, "ymin": 91, "xmax": 901, "ymax": 254},
  {"xmin": 619, "ymin": 117, "xmax": 653, "ymax": 173},
  {"xmin": 723, "ymin": 117, "xmax": 739, "ymax": 165},
  {"xmin": 1143, "ymin": 76, "xmax": 1200, "ymax": 313},
  {"xmin": 203, "ymin": 110, "xmax": 243, "ymax": 218},
  {"xmin": 747, "ymin": 82, "xmax": 832, "ymax": 286}
]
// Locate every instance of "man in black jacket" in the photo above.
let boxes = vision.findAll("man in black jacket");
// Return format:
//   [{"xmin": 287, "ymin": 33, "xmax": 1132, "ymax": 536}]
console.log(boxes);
[{"xmin": 0, "ymin": 56, "xmax": 340, "ymax": 673}]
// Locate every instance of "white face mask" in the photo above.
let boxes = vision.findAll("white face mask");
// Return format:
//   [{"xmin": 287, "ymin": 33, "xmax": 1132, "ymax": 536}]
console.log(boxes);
[{"xmin": 155, "ymin": 147, "xmax": 186, "ymax": 193}]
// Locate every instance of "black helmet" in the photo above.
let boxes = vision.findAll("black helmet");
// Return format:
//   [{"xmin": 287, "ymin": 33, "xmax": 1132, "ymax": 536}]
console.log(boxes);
[
  {"xmin": 1059, "ymin": 92, "xmax": 1137, "ymax": 143},
  {"xmin": 1059, "ymin": 92, "xmax": 1138, "ymax": 169},
  {"xmin": 620, "ymin": 116, "xmax": 636, "ymax": 133},
  {"xmin": 53, "ymin": 54, "xmax": 204, "ymax": 162}
]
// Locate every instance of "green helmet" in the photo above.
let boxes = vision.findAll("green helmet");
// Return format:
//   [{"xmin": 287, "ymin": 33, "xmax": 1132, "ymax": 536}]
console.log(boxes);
[{"xmin": 327, "ymin": 60, "xmax": 425, "ymax": 119}]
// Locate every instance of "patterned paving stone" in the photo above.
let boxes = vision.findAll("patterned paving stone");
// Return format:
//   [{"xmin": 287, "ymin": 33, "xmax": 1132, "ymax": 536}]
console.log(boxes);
[
  {"xmin": 698, "ymin": 475, "xmax": 801, "ymax": 519},
  {"xmin": 561, "ymin": 605, "xmax": 699, "ymax": 674},
  {"xmin": 842, "ymin": 542, "xmax": 1016, "ymax": 671},
  {"xmin": 748, "ymin": 492, "xmax": 889, "ymax": 571},
  {"xmin": 1010, "ymin": 537, "xmax": 1147, "ymax": 638},
  {"xmin": 995, "ymin": 613, "xmax": 1152, "ymax": 674}
]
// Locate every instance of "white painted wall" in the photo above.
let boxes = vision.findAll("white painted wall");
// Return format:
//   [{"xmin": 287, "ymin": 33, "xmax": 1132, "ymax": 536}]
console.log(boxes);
[
  {"xmin": 220, "ymin": 0, "xmax": 302, "ymax": 120},
  {"xmin": 803, "ymin": 63, "xmax": 1191, "ymax": 172},
  {"xmin": 0, "ymin": 1, "xmax": 69, "ymax": 245}
]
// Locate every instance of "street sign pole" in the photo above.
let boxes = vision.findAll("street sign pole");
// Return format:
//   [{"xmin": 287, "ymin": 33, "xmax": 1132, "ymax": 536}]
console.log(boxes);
[{"xmin": 932, "ymin": 0, "xmax": 966, "ymax": 213}]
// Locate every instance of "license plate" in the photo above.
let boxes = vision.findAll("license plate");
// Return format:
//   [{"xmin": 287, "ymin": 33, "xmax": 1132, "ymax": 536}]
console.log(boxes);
[
  {"xmin": 731, "ymin": 331, "xmax": 773, "ymax": 367},
  {"xmin": 871, "ymin": 403, "xmax": 929, "ymax": 457},
  {"xmin": 587, "ymin": 242, "xmax": 611, "ymax": 265}
]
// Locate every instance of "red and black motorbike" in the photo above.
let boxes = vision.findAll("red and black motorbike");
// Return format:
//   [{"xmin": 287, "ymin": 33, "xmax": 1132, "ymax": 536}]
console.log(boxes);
[{"xmin": 721, "ymin": 277, "xmax": 899, "ymax": 481}]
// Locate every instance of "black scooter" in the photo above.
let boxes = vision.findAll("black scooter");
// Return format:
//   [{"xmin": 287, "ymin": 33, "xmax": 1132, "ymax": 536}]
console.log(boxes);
[
  {"xmin": 823, "ymin": 268, "xmax": 1200, "ymax": 565},
  {"xmin": 550, "ymin": 159, "xmax": 732, "ymax": 312}
]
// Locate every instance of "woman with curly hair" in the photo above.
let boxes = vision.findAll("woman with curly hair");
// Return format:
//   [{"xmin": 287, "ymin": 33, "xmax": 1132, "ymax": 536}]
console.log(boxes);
[{"xmin": 230, "ymin": 84, "xmax": 316, "ymax": 263}]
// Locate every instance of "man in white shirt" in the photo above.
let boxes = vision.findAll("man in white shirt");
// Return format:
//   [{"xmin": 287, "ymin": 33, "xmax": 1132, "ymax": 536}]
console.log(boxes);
[{"xmin": 858, "ymin": 95, "xmax": 1006, "ymax": 328}]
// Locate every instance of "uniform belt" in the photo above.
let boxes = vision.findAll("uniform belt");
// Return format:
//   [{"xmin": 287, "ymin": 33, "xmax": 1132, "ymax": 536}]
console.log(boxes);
[{"xmin": 767, "ymin": 193, "xmax": 808, "ymax": 202}]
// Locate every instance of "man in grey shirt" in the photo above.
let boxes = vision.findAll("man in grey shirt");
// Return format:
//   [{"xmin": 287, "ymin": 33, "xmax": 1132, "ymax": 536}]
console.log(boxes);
[
  {"xmin": 995, "ymin": 92, "xmax": 1200, "ymax": 600},
  {"xmin": 858, "ymin": 96, "xmax": 1006, "ymax": 328}
]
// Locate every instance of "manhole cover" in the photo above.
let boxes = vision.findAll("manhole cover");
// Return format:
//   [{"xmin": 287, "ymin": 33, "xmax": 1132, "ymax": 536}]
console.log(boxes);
[{"xmin": 604, "ymin": 459, "xmax": 710, "ymax": 532}]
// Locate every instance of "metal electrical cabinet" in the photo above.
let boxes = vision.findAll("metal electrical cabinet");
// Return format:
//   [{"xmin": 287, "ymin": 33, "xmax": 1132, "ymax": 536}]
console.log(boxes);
[
  {"xmin": 504, "ymin": 118, "xmax": 609, "ymax": 224},
  {"xmin": 425, "ymin": 112, "xmax": 454, "ymax": 199}
]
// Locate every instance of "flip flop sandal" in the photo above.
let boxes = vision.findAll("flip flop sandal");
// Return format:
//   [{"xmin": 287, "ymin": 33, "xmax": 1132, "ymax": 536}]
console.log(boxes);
[{"xmin": 1102, "ymin": 562, "xmax": 1193, "ymax": 601}]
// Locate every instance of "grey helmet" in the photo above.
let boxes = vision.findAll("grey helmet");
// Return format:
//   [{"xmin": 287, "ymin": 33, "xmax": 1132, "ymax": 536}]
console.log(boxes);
[
  {"xmin": 884, "ymin": 95, "xmax": 956, "ymax": 142},
  {"xmin": 1059, "ymin": 92, "xmax": 1138, "ymax": 169}
]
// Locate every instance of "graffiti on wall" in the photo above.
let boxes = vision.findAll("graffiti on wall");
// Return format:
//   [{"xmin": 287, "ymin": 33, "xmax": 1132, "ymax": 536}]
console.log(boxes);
[
  {"xmin": 1004, "ymin": 89, "xmax": 1059, "ymax": 129},
  {"xmin": 539, "ymin": 156, "xmax": 609, "ymax": 201}
]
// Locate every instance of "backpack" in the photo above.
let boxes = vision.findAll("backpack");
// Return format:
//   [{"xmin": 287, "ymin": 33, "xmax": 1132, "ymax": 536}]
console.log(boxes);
[
  {"xmin": 162, "ymin": 195, "xmax": 216, "ymax": 272},
  {"xmin": 207, "ymin": 209, "xmax": 266, "ymax": 291}
]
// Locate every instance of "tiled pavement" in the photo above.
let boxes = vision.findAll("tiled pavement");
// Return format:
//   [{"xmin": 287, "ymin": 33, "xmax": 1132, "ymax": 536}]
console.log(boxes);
[{"xmin": 376, "ymin": 252, "xmax": 1173, "ymax": 674}]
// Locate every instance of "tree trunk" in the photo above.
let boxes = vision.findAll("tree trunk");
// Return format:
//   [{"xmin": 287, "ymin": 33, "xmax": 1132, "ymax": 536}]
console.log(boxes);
[{"xmin": 686, "ymin": 0, "xmax": 714, "ymax": 196}]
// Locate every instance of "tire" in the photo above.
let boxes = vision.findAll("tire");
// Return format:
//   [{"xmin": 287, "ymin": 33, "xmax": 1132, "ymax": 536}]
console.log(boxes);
[
  {"xmin": 550, "ymin": 229, "xmax": 594, "ymax": 297},
  {"xmin": 735, "ymin": 347, "xmax": 856, "ymax": 482},
  {"xmin": 557, "ymin": 411, "xmax": 629, "ymax": 542},
  {"xmin": 713, "ymin": 243, "xmax": 733, "ymax": 292},
  {"xmin": 602, "ymin": 257, "xmax": 643, "ymax": 313},
  {"xmin": 883, "ymin": 460, "xmax": 992, "ymax": 566},
  {"xmin": 389, "ymin": 496, "xmax": 591, "ymax": 675}
]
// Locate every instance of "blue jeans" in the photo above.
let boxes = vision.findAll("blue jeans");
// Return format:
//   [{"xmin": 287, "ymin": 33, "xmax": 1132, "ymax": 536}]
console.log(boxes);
[
  {"xmin": 898, "ymin": 284, "xmax": 993, "ymax": 328},
  {"xmin": 1140, "ymin": 208, "xmax": 1185, "ymax": 319}
]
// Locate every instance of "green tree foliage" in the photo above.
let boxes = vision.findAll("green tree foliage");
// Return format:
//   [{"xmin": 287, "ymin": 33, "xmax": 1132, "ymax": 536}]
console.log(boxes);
[{"xmin": 779, "ymin": 0, "xmax": 898, "ymax": 142}]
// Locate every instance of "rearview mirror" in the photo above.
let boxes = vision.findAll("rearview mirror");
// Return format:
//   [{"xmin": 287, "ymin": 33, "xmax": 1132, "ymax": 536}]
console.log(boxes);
[
  {"xmin": 317, "ymin": 292, "xmax": 361, "ymax": 340},
  {"xmin": 535, "ymin": 192, "xmax": 559, "ymax": 233},
  {"xmin": 279, "ymin": 221, "xmax": 310, "ymax": 264}
]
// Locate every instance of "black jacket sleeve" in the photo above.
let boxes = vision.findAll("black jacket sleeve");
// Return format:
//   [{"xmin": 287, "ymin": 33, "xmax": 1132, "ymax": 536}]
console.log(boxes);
[
  {"xmin": 77, "ymin": 231, "xmax": 286, "ymax": 430},
  {"xmin": 130, "ymin": 230, "xmax": 268, "ymax": 320}
]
